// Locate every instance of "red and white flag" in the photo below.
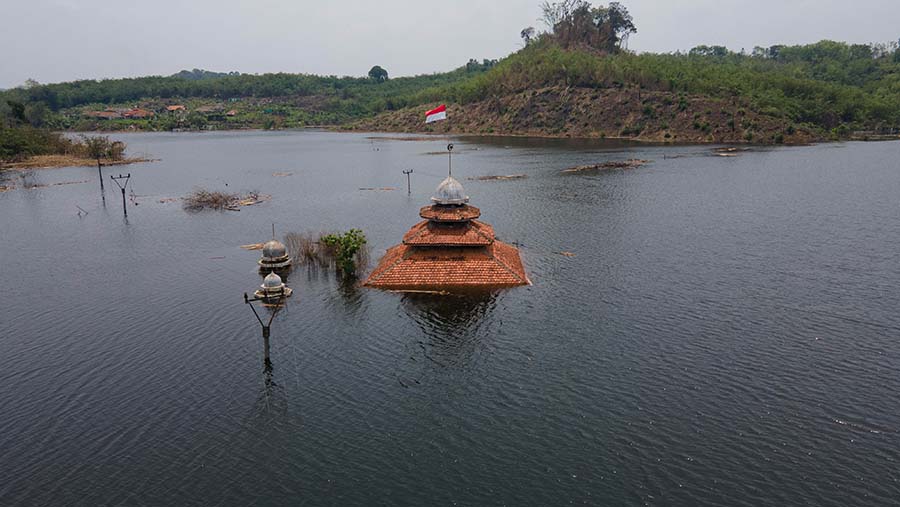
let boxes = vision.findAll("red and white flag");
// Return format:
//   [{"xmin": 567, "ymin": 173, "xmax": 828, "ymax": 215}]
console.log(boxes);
[{"xmin": 425, "ymin": 104, "xmax": 447, "ymax": 124}]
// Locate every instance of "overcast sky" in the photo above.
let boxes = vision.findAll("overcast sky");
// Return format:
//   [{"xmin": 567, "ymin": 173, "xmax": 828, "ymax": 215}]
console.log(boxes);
[{"xmin": 2, "ymin": 0, "xmax": 899, "ymax": 88}]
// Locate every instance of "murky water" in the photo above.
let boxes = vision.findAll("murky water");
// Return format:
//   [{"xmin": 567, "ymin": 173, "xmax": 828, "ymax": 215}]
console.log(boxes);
[{"xmin": 2, "ymin": 131, "xmax": 899, "ymax": 505}]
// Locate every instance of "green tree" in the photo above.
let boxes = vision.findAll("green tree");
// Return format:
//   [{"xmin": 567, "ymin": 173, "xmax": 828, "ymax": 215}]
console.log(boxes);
[
  {"xmin": 540, "ymin": 1, "xmax": 636, "ymax": 52},
  {"xmin": 368, "ymin": 65, "xmax": 389, "ymax": 83},
  {"xmin": 83, "ymin": 135, "xmax": 110, "ymax": 161},
  {"xmin": 24, "ymin": 102, "xmax": 48, "ymax": 127},
  {"xmin": 321, "ymin": 229, "xmax": 367, "ymax": 276}
]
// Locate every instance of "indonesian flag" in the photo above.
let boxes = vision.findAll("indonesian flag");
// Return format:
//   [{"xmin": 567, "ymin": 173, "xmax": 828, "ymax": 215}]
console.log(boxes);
[{"xmin": 425, "ymin": 104, "xmax": 447, "ymax": 124}]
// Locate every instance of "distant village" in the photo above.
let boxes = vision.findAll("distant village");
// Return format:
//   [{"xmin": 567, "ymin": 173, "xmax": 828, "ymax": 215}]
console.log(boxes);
[
  {"xmin": 68, "ymin": 96, "xmax": 335, "ymax": 131},
  {"xmin": 83, "ymin": 103, "xmax": 238, "ymax": 121}
]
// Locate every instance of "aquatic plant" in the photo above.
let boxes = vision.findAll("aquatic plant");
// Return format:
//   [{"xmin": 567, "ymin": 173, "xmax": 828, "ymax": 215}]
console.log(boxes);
[
  {"xmin": 320, "ymin": 229, "xmax": 368, "ymax": 277},
  {"xmin": 284, "ymin": 232, "xmax": 328, "ymax": 267}
]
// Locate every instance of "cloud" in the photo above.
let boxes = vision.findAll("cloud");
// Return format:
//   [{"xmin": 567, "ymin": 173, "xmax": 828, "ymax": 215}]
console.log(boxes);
[{"xmin": 1, "ymin": 0, "xmax": 896, "ymax": 87}]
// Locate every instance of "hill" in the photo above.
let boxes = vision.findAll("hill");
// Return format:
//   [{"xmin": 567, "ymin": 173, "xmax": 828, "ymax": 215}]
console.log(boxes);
[
  {"xmin": 4, "ymin": 0, "xmax": 900, "ymax": 147},
  {"xmin": 351, "ymin": 39, "xmax": 900, "ymax": 143}
]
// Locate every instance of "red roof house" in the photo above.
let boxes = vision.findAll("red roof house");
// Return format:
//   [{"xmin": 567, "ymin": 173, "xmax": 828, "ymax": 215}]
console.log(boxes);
[
  {"xmin": 364, "ymin": 176, "xmax": 529, "ymax": 290},
  {"xmin": 123, "ymin": 108, "xmax": 154, "ymax": 119}
]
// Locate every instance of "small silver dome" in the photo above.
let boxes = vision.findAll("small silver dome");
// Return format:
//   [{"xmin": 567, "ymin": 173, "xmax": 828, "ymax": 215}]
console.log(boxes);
[
  {"xmin": 262, "ymin": 239, "xmax": 287, "ymax": 259},
  {"xmin": 263, "ymin": 271, "xmax": 283, "ymax": 289},
  {"xmin": 431, "ymin": 176, "xmax": 469, "ymax": 205}
]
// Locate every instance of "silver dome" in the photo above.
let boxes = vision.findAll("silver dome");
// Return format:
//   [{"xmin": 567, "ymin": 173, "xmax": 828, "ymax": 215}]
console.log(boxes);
[
  {"xmin": 262, "ymin": 239, "xmax": 287, "ymax": 259},
  {"xmin": 262, "ymin": 271, "xmax": 284, "ymax": 289},
  {"xmin": 431, "ymin": 176, "xmax": 469, "ymax": 205}
]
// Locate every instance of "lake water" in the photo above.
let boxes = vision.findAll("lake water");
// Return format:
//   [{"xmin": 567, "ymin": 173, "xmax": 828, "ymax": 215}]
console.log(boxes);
[{"xmin": 2, "ymin": 131, "xmax": 899, "ymax": 506}]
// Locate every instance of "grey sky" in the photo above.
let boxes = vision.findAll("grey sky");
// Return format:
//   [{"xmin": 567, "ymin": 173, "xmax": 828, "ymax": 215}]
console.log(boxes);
[{"xmin": 2, "ymin": 0, "xmax": 898, "ymax": 88}]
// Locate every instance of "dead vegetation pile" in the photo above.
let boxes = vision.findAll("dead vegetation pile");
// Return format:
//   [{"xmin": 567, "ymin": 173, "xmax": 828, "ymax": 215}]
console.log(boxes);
[
  {"xmin": 183, "ymin": 189, "xmax": 239, "ymax": 211},
  {"xmin": 182, "ymin": 189, "xmax": 270, "ymax": 211},
  {"xmin": 468, "ymin": 174, "xmax": 527, "ymax": 181},
  {"xmin": 562, "ymin": 159, "xmax": 649, "ymax": 173}
]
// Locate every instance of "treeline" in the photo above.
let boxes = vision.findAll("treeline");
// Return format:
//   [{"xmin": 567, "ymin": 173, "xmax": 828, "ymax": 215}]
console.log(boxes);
[{"xmin": 0, "ymin": 65, "xmax": 491, "ymax": 117}]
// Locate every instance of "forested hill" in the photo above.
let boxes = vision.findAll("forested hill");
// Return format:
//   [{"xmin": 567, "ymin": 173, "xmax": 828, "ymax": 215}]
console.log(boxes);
[
  {"xmin": 354, "ymin": 38, "xmax": 900, "ymax": 143},
  {"xmin": 3, "ymin": 0, "xmax": 900, "ymax": 144}
]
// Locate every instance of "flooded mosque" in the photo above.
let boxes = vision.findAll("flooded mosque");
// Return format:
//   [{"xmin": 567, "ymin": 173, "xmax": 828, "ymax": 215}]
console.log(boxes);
[{"xmin": 364, "ymin": 174, "xmax": 529, "ymax": 290}]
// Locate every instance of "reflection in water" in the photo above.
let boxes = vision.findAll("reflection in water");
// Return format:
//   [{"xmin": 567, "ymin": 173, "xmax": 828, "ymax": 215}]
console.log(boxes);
[
  {"xmin": 461, "ymin": 134, "xmax": 649, "ymax": 151},
  {"xmin": 400, "ymin": 291, "xmax": 498, "ymax": 371},
  {"xmin": 250, "ymin": 357, "xmax": 289, "ymax": 419},
  {"xmin": 250, "ymin": 304, "xmax": 291, "ymax": 417}
]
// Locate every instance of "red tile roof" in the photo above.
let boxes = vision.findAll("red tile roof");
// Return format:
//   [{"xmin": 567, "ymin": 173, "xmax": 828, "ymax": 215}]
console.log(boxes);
[
  {"xmin": 123, "ymin": 108, "xmax": 154, "ymax": 118},
  {"xmin": 364, "ymin": 240, "xmax": 528, "ymax": 289},
  {"xmin": 402, "ymin": 220, "xmax": 494, "ymax": 246},
  {"xmin": 366, "ymin": 194, "xmax": 528, "ymax": 290},
  {"xmin": 419, "ymin": 204, "xmax": 481, "ymax": 222}
]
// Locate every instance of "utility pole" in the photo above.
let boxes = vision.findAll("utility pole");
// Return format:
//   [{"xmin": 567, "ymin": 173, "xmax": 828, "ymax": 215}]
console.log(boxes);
[
  {"xmin": 97, "ymin": 159, "xmax": 105, "ymax": 192},
  {"xmin": 402, "ymin": 169, "xmax": 413, "ymax": 194},
  {"xmin": 447, "ymin": 143, "xmax": 454, "ymax": 177},
  {"xmin": 110, "ymin": 174, "xmax": 131, "ymax": 216}
]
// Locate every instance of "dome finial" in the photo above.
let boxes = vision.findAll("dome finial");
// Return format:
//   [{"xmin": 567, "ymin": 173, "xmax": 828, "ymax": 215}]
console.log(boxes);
[
  {"xmin": 431, "ymin": 175, "xmax": 468, "ymax": 205},
  {"xmin": 447, "ymin": 143, "xmax": 454, "ymax": 177}
]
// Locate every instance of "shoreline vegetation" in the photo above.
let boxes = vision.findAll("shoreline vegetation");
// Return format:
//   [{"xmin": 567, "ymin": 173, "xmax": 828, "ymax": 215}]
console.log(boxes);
[
  {"xmin": 3, "ymin": 1, "xmax": 900, "ymax": 150},
  {"xmin": 1, "ymin": 154, "xmax": 153, "ymax": 170},
  {"xmin": 0, "ymin": 129, "xmax": 151, "ymax": 171}
]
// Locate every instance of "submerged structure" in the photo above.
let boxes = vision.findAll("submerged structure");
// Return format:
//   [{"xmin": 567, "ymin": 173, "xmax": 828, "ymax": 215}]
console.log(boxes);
[
  {"xmin": 258, "ymin": 238, "xmax": 291, "ymax": 272},
  {"xmin": 364, "ymin": 176, "xmax": 529, "ymax": 290},
  {"xmin": 254, "ymin": 271, "xmax": 293, "ymax": 300}
]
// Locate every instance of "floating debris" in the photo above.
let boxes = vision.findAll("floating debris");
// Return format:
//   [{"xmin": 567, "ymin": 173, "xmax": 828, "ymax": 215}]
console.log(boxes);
[
  {"xmin": 712, "ymin": 147, "xmax": 750, "ymax": 157},
  {"xmin": 236, "ymin": 194, "xmax": 270, "ymax": 207},
  {"xmin": 556, "ymin": 251, "xmax": 576, "ymax": 257},
  {"xmin": 240, "ymin": 243, "xmax": 266, "ymax": 250},
  {"xmin": 468, "ymin": 174, "xmax": 527, "ymax": 181},
  {"xmin": 366, "ymin": 136, "xmax": 437, "ymax": 142},
  {"xmin": 272, "ymin": 171, "xmax": 293, "ymax": 177},
  {"xmin": 562, "ymin": 159, "xmax": 649, "ymax": 173},
  {"xmin": 158, "ymin": 197, "xmax": 178, "ymax": 204},
  {"xmin": 358, "ymin": 187, "xmax": 396, "ymax": 191},
  {"xmin": 0, "ymin": 185, "xmax": 12, "ymax": 192},
  {"xmin": 183, "ymin": 189, "xmax": 270, "ymax": 211}
]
